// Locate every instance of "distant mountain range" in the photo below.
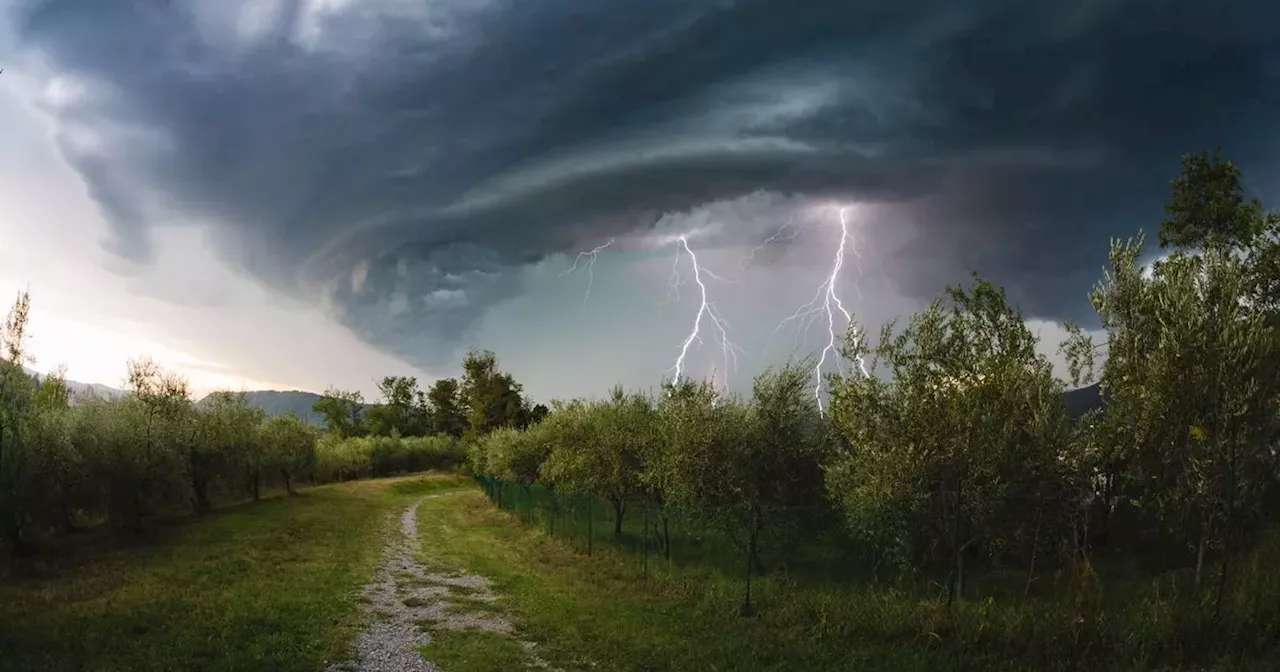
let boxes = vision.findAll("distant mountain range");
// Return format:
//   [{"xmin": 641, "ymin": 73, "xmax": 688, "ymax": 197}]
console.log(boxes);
[
  {"xmin": 24, "ymin": 367, "xmax": 125, "ymax": 404},
  {"xmin": 19, "ymin": 367, "xmax": 1108, "ymax": 426},
  {"xmin": 194, "ymin": 390, "xmax": 331, "ymax": 426}
]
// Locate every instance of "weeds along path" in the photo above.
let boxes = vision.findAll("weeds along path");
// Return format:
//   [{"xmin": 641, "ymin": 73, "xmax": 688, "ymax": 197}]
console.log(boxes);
[{"xmin": 331, "ymin": 492, "xmax": 557, "ymax": 672}]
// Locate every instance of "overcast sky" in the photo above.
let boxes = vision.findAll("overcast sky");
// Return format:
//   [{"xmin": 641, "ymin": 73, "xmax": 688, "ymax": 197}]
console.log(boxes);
[{"xmin": 1, "ymin": 0, "xmax": 1277, "ymax": 402}]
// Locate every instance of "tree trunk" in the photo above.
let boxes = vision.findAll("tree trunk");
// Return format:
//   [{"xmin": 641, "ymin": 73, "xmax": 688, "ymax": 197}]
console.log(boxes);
[
  {"xmin": 1024, "ymin": 509, "xmax": 1043, "ymax": 600},
  {"xmin": 947, "ymin": 476, "xmax": 964, "ymax": 610},
  {"xmin": 192, "ymin": 477, "xmax": 212, "ymax": 515},
  {"xmin": 612, "ymin": 498, "xmax": 626, "ymax": 536},
  {"xmin": 740, "ymin": 508, "xmax": 760, "ymax": 617},
  {"xmin": 6, "ymin": 522, "xmax": 35, "ymax": 559},
  {"xmin": 283, "ymin": 470, "xmax": 293, "ymax": 496},
  {"xmin": 1195, "ymin": 527, "xmax": 1208, "ymax": 589},
  {"xmin": 642, "ymin": 499, "xmax": 650, "ymax": 580},
  {"xmin": 662, "ymin": 515, "xmax": 671, "ymax": 560},
  {"xmin": 1215, "ymin": 431, "xmax": 1239, "ymax": 620},
  {"xmin": 251, "ymin": 470, "xmax": 261, "ymax": 502}
]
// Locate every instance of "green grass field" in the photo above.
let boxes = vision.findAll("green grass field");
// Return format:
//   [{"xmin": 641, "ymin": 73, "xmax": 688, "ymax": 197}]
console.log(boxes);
[
  {"xmin": 4, "ymin": 474, "xmax": 1277, "ymax": 672},
  {"xmin": 0, "ymin": 474, "xmax": 470, "ymax": 672}
]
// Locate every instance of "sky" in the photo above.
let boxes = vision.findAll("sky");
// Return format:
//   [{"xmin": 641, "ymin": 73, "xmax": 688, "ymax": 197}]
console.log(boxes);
[{"xmin": 0, "ymin": 0, "xmax": 1277, "ymax": 403}]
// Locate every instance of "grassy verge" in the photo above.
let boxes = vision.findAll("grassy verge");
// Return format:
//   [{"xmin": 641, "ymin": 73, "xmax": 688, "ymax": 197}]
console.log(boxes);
[
  {"xmin": 414, "ymin": 491, "xmax": 1280, "ymax": 672},
  {"xmin": 0, "ymin": 472, "xmax": 471, "ymax": 672}
]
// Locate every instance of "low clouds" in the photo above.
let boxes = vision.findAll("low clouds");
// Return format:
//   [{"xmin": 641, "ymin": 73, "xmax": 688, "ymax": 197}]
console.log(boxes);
[{"xmin": 7, "ymin": 0, "xmax": 1280, "ymax": 372}]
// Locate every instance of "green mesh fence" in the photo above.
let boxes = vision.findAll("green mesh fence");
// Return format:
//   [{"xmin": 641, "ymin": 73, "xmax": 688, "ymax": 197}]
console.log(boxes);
[{"xmin": 472, "ymin": 474, "xmax": 854, "ymax": 590}]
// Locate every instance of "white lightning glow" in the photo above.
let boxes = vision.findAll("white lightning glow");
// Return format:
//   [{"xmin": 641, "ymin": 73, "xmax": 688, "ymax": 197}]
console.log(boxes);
[
  {"xmin": 667, "ymin": 236, "xmax": 741, "ymax": 390},
  {"xmin": 737, "ymin": 217, "xmax": 802, "ymax": 274},
  {"xmin": 770, "ymin": 206, "xmax": 870, "ymax": 416},
  {"xmin": 560, "ymin": 238, "xmax": 614, "ymax": 303}
]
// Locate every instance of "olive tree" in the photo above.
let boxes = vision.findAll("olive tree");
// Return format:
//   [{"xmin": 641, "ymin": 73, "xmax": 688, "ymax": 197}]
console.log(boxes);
[
  {"xmin": 0, "ymin": 291, "xmax": 37, "ymax": 553},
  {"xmin": 260, "ymin": 412, "xmax": 318, "ymax": 494},
  {"xmin": 827, "ymin": 277, "xmax": 1071, "ymax": 606},
  {"xmin": 540, "ymin": 387, "xmax": 651, "ymax": 535},
  {"xmin": 1079, "ymin": 236, "xmax": 1279, "ymax": 606}
]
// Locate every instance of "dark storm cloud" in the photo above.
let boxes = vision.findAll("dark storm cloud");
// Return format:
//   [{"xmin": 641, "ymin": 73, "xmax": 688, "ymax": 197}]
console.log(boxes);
[{"xmin": 9, "ymin": 0, "xmax": 1280, "ymax": 365}]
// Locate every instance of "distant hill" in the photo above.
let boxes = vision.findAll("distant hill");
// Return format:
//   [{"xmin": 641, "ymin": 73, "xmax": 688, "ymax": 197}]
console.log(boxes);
[
  {"xmin": 24, "ymin": 367, "xmax": 125, "ymax": 404},
  {"xmin": 1063, "ymin": 382, "xmax": 1105, "ymax": 420},
  {"xmin": 197, "ymin": 390, "xmax": 329, "ymax": 426}
]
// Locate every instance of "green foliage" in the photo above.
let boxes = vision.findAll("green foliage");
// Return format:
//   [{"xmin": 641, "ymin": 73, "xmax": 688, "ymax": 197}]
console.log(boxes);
[
  {"xmin": 1088, "ymin": 227, "xmax": 1280, "ymax": 602},
  {"xmin": 366, "ymin": 375, "xmax": 431, "ymax": 437},
  {"xmin": 259, "ymin": 412, "xmax": 319, "ymax": 494},
  {"xmin": 1160, "ymin": 149, "xmax": 1271, "ymax": 252},
  {"xmin": 426, "ymin": 377, "xmax": 468, "ymax": 438},
  {"xmin": 314, "ymin": 434, "xmax": 464, "ymax": 483},
  {"xmin": 540, "ymin": 388, "xmax": 651, "ymax": 533},
  {"xmin": 460, "ymin": 349, "xmax": 533, "ymax": 435},
  {"xmin": 826, "ymin": 276, "xmax": 1071, "ymax": 602},
  {"xmin": 312, "ymin": 387, "xmax": 366, "ymax": 438}
]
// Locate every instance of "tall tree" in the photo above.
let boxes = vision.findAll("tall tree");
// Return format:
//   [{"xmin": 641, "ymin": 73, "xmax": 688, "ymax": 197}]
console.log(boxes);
[
  {"xmin": 1082, "ymin": 233, "xmax": 1279, "ymax": 607},
  {"xmin": 367, "ymin": 376, "xmax": 428, "ymax": 436},
  {"xmin": 427, "ymin": 377, "xmax": 467, "ymax": 438},
  {"xmin": 1160, "ymin": 149, "xmax": 1270, "ymax": 252},
  {"xmin": 460, "ymin": 350, "xmax": 529, "ymax": 435},
  {"xmin": 312, "ymin": 387, "xmax": 366, "ymax": 438},
  {"xmin": 0, "ymin": 291, "xmax": 36, "ymax": 553}
]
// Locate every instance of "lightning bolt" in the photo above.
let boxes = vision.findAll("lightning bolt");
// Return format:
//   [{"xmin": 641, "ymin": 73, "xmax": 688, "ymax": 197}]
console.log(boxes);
[
  {"xmin": 737, "ymin": 217, "xmax": 803, "ymax": 275},
  {"xmin": 770, "ymin": 206, "xmax": 869, "ymax": 416},
  {"xmin": 560, "ymin": 238, "xmax": 614, "ymax": 303},
  {"xmin": 667, "ymin": 236, "xmax": 741, "ymax": 390}
]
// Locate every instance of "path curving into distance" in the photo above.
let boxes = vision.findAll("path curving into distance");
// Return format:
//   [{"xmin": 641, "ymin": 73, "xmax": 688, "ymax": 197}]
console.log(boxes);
[{"xmin": 329, "ymin": 492, "xmax": 555, "ymax": 672}]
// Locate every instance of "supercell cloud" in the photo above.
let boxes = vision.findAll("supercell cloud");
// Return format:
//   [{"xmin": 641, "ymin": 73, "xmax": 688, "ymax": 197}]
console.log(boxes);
[{"xmin": 6, "ymin": 0, "xmax": 1280, "ymax": 371}]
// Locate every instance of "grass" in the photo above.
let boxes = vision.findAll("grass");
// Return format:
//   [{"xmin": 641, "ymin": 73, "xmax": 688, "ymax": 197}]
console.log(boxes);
[
  {"xmin": 441, "ymin": 595, "xmax": 505, "ymax": 614},
  {"xmin": 0, "ymin": 472, "xmax": 471, "ymax": 672},
  {"xmin": 418, "ymin": 628, "xmax": 530, "ymax": 672},
  {"xmin": 6, "ymin": 472, "xmax": 1275, "ymax": 671},
  {"xmin": 414, "ymin": 490, "xmax": 1280, "ymax": 672}
]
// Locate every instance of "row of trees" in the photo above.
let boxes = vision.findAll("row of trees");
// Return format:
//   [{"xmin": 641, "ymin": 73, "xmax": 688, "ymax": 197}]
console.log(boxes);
[
  {"xmin": 0, "ymin": 298, "xmax": 549, "ymax": 556},
  {"xmin": 0, "ymin": 344, "xmax": 320, "ymax": 553},
  {"xmin": 311, "ymin": 351, "xmax": 548, "ymax": 440},
  {"xmin": 468, "ymin": 150, "xmax": 1280, "ymax": 618}
]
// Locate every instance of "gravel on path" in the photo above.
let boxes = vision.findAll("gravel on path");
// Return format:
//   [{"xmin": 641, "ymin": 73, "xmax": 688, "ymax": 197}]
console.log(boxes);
[{"xmin": 327, "ymin": 492, "xmax": 556, "ymax": 672}]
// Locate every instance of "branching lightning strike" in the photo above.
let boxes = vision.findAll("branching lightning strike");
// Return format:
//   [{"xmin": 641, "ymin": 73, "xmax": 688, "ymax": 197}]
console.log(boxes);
[
  {"xmin": 560, "ymin": 238, "xmax": 614, "ymax": 303},
  {"xmin": 667, "ymin": 235, "xmax": 741, "ymax": 389},
  {"xmin": 769, "ymin": 206, "xmax": 870, "ymax": 417},
  {"xmin": 564, "ymin": 233, "xmax": 742, "ymax": 392}
]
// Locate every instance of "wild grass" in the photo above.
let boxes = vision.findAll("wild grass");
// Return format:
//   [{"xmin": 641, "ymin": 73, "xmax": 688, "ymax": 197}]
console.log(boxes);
[
  {"xmin": 0, "ymin": 473, "xmax": 468, "ymax": 672},
  {"xmin": 417, "ymin": 628, "xmax": 529, "ymax": 672},
  {"xmin": 414, "ymin": 490, "xmax": 1280, "ymax": 672}
]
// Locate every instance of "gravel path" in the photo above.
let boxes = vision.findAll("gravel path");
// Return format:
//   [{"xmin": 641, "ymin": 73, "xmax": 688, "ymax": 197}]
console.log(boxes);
[{"xmin": 328, "ymin": 493, "xmax": 554, "ymax": 672}]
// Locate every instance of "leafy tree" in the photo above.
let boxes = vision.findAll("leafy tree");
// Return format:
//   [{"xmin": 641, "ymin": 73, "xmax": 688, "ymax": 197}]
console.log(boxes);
[
  {"xmin": 541, "ymin": 387, "xmax": 651, "ymax": 535},
  {"xmin": 313, "ymin": 386, "xmax": 366, "ymax": 438},
  {"xmin": 367, "ymin": 376, "xmax": 429, "ymax": 437},
  {"xmin": 260, "ymin": 412, "xmax": 318, "ymax": 494},
  {"xmin": 0, "ymin": 290, "xmax": 37, "ymax": 553},
  {"xmin": 1080, "ymin": 232, "xmax": 1280, "ymax": 609},
  {"xmin": 199, "ymin": 391, "xmax": 267, "ymax": 505},
  {"xmin": 461, "ymin": 350, "xmax": 529, "ymax": 435},
  {"xmin": 123, "ymin": 357, "xmax": 195, "ymax": 524},
  {"xmin": 827, "ymin": 276, "xmax": 1071, "ymax": 607},
  {"xmin": 31, "ymin": 366, "xmax": 71, "ymax": 411},
  {"xmin": 427, "ymin": 377, "xmax": 467, "ymax": 438},
  {"xmin": 1160, "ymin": 149, "xmax": 1272, "ymax": 252}
]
